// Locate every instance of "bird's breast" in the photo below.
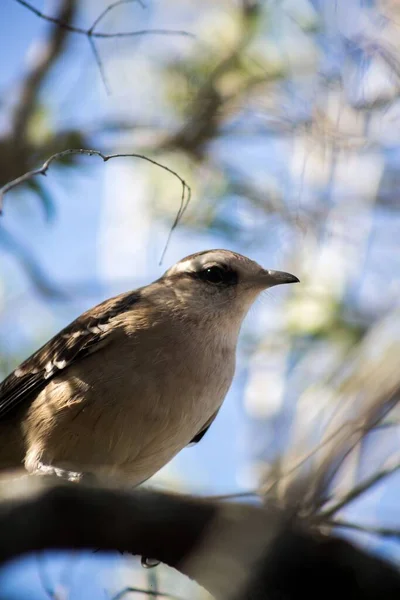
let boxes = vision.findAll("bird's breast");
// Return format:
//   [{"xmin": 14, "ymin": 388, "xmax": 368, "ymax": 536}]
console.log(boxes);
[{"xmin": 23, "ymin": 324, "xmax": 237, "ymax": 484}]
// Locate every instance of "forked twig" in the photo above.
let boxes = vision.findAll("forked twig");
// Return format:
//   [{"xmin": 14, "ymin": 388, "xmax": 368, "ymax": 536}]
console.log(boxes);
[
  {"xmin": 15, "ymin": 0, "xmax": 194, "ymax": 93},
  {"xmin": 15, "ymin": 0, "xmax": 193, "ymax": 40}
]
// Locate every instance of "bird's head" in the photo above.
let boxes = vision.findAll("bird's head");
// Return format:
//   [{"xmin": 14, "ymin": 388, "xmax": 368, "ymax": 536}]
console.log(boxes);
[{"xmin": 160, "ymin": 249, "xmax": 299, "ymax": 325}]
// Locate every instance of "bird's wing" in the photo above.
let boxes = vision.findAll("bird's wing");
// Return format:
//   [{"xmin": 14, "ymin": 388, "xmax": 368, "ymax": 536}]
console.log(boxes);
[
  {"xmin": 0, "ymin": 290, "xmax": 141, "ymax": 420},
  {"xmin": 189, "ymin": 408, "xmax": 220, "ymax": 446}
]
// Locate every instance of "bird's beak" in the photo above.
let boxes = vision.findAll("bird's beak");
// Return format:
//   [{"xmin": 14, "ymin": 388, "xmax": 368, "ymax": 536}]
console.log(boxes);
[{"xmin": 253, "ymin": 269, "xmax": 300, "ymax": 289}]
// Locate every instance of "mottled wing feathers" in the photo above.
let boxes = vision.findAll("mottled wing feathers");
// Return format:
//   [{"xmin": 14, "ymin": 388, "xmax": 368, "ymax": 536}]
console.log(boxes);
[{"xmin": 0, "ymin": 290, "xmax": 141, "ymax": 420}]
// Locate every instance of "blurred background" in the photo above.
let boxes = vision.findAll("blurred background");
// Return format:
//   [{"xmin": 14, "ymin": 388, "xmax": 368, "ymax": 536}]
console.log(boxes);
[{"xmin": 0, "ymin": 0, "xmax": 400, "ymax": 597}]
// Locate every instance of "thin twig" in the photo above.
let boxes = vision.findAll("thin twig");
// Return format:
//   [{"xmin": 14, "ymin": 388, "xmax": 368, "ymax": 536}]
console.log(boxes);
[
  {"xmin": 0, "ymin": 148, "xmax": 191, "ymax": 263},
  {"xmin": 15, "ymin": 0, "xmax": 193, "ymax": 39},
  {"xmin": 15, "ymin": 0, "xmax": 194, "ymax": 95},
  {"xmin": 88, "ymin": 0, "xmax": 145, "ymax": 35},
  {"xmin": 320, "ymin": 461, "xmax": 400, "ymax": 519},
  {"xmin": 201, "ymin": 490, "xmax": 260, "ymax": 501},
  {"xmin": 158, "ymin": 178, "xmax": 191, "ymax": 265},
  {"xmin": 259, "ymin": 424, "xmax": 359, "ymax": 497},
  {"xmin": 330, "ymin": 519, "xmax": 400, "ymax": 540},
  {"xmin": 313, "ymin": 395, "xmax": 400, "ymax": 511},
  {"xmin": 87, "ymin": 36, "xmax": 110, "ymax": 95}
]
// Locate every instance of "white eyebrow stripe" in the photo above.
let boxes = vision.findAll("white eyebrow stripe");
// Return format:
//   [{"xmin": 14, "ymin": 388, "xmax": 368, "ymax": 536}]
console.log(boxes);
[
  {"xmin": 172, "ymin": 251, "xmax": 233, "ymax": 275},
  {"xmin": 173, "ymin": 259, "xmax": 195, "ymax": 273}
]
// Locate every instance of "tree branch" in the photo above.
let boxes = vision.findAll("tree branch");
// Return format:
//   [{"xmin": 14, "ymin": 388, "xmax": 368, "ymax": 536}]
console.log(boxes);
[
  {"xmin": 320, "ymin": 460, "xmax": 400, "ymax": 520},
  {"xmin": 15, "ymin": 0, "xmax": 194, "ymax": 40},
  {"xmin": 88, "ymin": 1, "xmax": 146, "ymax": 34},
  {"xmin": 0, "ymin": 148, "xmax": 192, "ymax": 263},
  {"xmin": 14, "ymin": 0, "xmax": 194, "ymax": 94},
  {"xmin": 331, "ymin": 519, "xmax": 400, "ymax": 541},
  {"xmin": 0, "ymin": 474, "xmax": 399, "ymax": 600},
  {"xmin": 13, "ymin": 0, "xmax": 78, "ymax": 141}
]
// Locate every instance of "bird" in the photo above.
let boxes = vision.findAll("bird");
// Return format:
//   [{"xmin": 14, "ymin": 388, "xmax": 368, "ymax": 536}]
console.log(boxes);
[{"xmin": 0, "ymin": 250, "xmax": 298, "ymax": 485}]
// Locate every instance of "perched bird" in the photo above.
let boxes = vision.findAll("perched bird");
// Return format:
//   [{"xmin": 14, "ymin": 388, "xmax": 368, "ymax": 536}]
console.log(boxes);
[{"xmin": 0, "ymin": 250, "xmax": 298, "ymax": 485}]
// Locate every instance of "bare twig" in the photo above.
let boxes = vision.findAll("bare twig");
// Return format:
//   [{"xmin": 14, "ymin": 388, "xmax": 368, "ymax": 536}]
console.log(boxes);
[
  {"xmin": 311, "ymin": 396, "xmax": 399, "ymax": 512},
  {"xmin": 15, "ymin": 0, "xmax": 193, "ymax": 39},
  {"xmin": 87, "ymin": 36, "xmax": 111, "ymax": 94},
  {"xmin": 0, "ymin": 148, "xmax": 192, "ymax": 262},
  {"xmin": 320, "ymin": 460, "xmax": 400, "ymax": 519},
  {"xmin": 331, "ymin": 519, "xmax": 400, "ymax": 541},
  {"xmin": 201, "ymin": 490, "xmax": 260, "ymax": 501},
  {"xmin": 15, "ymin": 0, "xmax": 194, "ymax": 95},
  {"xmin": 258, "ymin": 308, "xmax": 400, "ymax": 515},
  {"xmin": 88, "ymin": 0, "xmax": 145, "ymax": 35},
  {"xmin": 204, "ymin": 411, "xmax": 400, "ymax": 508},
  {"xmin": 158, "ymin": 180, "xmax": 191, "ymax": 265}
]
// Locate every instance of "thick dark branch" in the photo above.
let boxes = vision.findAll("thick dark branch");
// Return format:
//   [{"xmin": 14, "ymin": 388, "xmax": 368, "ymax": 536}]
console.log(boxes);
[
  {"xmin": 0, "ymin": 475, "xmax": 399, "ymax": 600},
  {"xmin": 0, "ymin": 474, "xmax": 215, "ymax": 570}
]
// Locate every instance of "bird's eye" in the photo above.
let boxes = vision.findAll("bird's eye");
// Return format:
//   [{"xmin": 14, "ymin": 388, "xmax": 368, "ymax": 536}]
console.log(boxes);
[{"xmin": 198, "ymin": 265, "xmax": 237, "ymax": 285}]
